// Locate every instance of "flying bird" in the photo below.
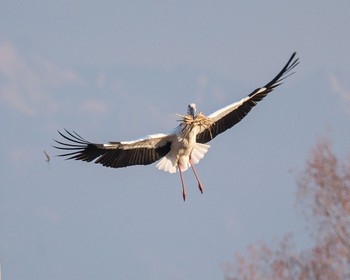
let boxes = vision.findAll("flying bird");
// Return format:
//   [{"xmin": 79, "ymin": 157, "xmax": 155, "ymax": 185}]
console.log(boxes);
[
  {"xmin": 43, "ymin": 150, "xmax": 50, "ymax": 163},
  {"xmin": 54, "ymin": 53, "xmax": 299, "ymax": 200}
]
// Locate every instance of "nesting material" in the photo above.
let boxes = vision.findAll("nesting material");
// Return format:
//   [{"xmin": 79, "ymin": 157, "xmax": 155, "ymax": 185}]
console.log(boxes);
[{"xmin": 177, "ymin": 112, "xmax": 214, "ymax": 139}]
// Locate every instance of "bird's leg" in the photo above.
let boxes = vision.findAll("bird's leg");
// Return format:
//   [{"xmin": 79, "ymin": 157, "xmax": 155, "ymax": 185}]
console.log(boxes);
[
  {"xmin": 178, "ymin": 163, "xmax": 186, "ymax": 201},
  {"xmin": 189, "ymin": 157, "xmax": 204, "ymax": 194}
]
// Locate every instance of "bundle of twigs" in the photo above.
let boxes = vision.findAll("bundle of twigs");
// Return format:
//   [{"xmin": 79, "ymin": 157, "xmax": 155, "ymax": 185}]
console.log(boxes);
[{"xmin": 177, "ymin": 112, "xmax": 213, "ymax": 139}]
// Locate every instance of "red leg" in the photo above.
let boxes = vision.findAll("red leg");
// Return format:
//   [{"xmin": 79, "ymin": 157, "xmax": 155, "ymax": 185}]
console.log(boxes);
[
  {"xmin": 189, "ymin": 158, "xmax": 204, "ymax": 194},
  {"xmin": 178, "ymin": 163, "xmax": 186, "ymax": 201}
]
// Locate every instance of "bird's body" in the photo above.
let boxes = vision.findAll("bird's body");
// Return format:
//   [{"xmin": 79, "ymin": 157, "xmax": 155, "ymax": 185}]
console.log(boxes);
[
  {"xmin": 166, "ymin": 126, "xmax": 199, "ymax": 171},
  {"xmin": 156, "ymin": 121, "xmax": 210, "ymax": 173},
  {"xmin": 54, "ymin": 53, "xmax": 299, "ymax": 200}
]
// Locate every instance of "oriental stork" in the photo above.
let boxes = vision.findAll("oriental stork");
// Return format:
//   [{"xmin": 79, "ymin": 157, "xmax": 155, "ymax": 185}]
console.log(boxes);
[{"xmin": 54, "ymin": 52, "xmax": 299, "ymax": 200}]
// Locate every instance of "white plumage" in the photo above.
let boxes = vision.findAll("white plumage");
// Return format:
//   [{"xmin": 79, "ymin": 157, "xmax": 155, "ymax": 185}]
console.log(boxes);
[
  {"xmin": 156, "ymin": 125, "xmax": 211, "ymax": 174},
  {"xmin": 54, "ymin": 53, "xmax": 299, "ymax": 200}
]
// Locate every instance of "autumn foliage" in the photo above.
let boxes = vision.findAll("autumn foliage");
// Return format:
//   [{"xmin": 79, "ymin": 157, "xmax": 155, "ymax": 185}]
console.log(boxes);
[{"xmin": 224, "ymin": 140, "xmax": 350, "ymax": 280}]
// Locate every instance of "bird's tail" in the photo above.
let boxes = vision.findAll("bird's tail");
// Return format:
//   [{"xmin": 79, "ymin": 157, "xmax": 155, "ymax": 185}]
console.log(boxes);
[
  {"xmin": 190, "ymin": 143, "xmax": 210, "ymax": 165},
  {"xmin": 156, "ymin": 152, "xmax": 177, "ymax": 173},
  {"xmin": 156, "ymin": 143, "xmax": 210, "ymax": 174}
]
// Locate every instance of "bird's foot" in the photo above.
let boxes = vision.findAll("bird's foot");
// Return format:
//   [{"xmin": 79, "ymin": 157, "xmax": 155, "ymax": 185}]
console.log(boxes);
[
  {"xmin": 198, "ymin": 183, "xmax": 204, "ymax": 194},
  {"xmin": 182, "ymin": 190, "xmax": 187, "ymax": 201}
]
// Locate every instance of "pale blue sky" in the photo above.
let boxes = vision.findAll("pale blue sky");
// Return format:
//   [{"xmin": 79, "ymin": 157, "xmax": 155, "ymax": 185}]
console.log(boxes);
[{"xmin": 1, "ymin": 1, "xmax": 350, "ymax": 279}]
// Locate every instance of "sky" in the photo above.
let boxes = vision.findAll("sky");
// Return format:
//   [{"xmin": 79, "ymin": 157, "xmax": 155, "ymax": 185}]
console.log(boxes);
[{"xmin": 1, "ymin": 1, "xmax": 350, "ymax": 279}]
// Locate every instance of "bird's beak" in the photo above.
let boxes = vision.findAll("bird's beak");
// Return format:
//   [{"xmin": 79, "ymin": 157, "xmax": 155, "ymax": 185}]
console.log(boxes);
[
  {"xmin": 190, "ymin": 108, "xmax": 196, "ymax": 119},
  {"xmin": 192, "ymin": 111, "xmax": 195, "ymax": 120}
]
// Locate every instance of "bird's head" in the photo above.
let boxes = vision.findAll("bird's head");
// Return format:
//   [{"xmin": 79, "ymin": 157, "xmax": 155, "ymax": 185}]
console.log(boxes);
[{"xmin": 187, "ymin": 103, "xmax": 197, "ymax": 119}]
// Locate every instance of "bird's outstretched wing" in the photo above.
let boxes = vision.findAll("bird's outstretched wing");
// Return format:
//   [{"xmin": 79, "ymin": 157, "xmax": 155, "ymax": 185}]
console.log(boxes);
[
  {"xmin": 54, "ymin": 129, "xmax": 173, "ymax": 168},
  {"xmin": 196, "ymin": 52, "xmax": 299, "ymax": 144}
]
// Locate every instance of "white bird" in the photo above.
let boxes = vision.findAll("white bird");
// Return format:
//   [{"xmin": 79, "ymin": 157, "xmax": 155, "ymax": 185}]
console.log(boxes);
[{"xmin": 54, "ymin": 53, "xmax": 299, "ymax": 200}]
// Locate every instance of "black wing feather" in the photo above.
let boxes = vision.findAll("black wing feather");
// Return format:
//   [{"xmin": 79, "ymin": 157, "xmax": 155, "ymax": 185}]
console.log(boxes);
[
  {"xmin": 196, "ymin": 52, "xmax": 299, "ymax": 144},
  {"xmin": 53, "ymin": 129, "xmax": 172, "ymax": 168}
]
